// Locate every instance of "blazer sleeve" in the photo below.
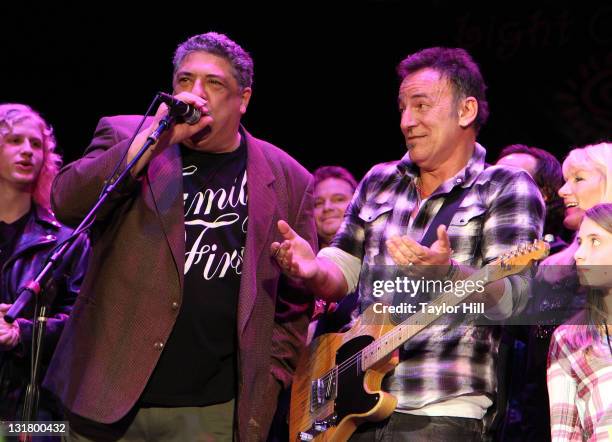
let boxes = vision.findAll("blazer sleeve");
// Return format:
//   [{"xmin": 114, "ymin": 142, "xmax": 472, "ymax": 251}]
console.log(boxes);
[
  {"xmin": 51, "ymin": 116, "xmax": 144, "ymax": 227},
  {"xmin": 269, "ymin": 174, "xmax": 317, "ymax": 389}
]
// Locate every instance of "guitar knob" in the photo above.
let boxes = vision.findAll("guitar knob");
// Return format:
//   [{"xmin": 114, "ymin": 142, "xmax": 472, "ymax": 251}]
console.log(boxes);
[{"xmin": 298, "ymin": 432, "xmax": 314, "ymax": 441}]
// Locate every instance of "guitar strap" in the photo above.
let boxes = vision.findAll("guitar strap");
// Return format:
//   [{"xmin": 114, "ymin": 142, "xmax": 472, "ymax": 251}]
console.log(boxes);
[
  {"xmin": 390, "ymin": 181, "xmax": 472, "ymax": 323},
  {"xmin": 419, "ymin": 182, "xmax": 472, "ymax": 248}
]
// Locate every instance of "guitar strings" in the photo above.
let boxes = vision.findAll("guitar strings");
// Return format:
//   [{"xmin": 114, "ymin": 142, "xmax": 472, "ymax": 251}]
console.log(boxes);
[{"xmin": 318, "ymin": 292, "xmax": 452, "ymax": 382}]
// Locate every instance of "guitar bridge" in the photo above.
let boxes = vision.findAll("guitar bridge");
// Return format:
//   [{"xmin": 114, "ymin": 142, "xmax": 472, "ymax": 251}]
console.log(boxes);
[{"xmin": 310, "ymin": 368, "xmax": 337, "ymax": 412}]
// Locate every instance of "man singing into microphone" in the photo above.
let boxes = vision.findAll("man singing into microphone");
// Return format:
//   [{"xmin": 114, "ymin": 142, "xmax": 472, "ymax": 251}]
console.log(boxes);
[{"xmin": 44, "ymin": 32, "xmax": 316, "ymax": 441}]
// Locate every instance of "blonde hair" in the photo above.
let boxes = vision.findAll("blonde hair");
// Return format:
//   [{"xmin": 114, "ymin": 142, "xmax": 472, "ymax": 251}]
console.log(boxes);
[
  {"xmin": 0, "ymin": 103, "xmax": 61, "ymax": 208},
  {"xmin": 562, "ymin": 142, "xmax": 612, "ymax": 203}
]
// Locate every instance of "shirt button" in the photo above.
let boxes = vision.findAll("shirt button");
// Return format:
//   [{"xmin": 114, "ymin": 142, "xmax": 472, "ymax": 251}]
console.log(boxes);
[
  {"xmin": 154, "ymin": 342, "xmax": 164, "ymax": 350},
  {"xmin": 456, "ymin": 178, "xmax": 462, "ymax": 184},
  {"xmin": 171, "ymin": 302, "xmax": 179, "ymax": 310},
  {"xmin": 46, "ymin": 235, "xmax": 56, "ymax": 240}
]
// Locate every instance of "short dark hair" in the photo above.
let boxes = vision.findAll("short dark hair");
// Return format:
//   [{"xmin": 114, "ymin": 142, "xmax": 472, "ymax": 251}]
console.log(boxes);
[
  {"xmin": 498, "ymin": 144, "xmax": 564, "ymax": 203},
  {"xmin": 313, "ymin": 166, "xmax": 358, "ymax": 192},
  {"xmin": 498, "ymin": 144, "xmax": 569, "ymax": 241},
  {"xmin": 397, "ymin": 47, "xmax": 489, "ymax": 131},
  {"xmin": 174, "ymin": 32, "xmax": 253, "ymax": 89}
]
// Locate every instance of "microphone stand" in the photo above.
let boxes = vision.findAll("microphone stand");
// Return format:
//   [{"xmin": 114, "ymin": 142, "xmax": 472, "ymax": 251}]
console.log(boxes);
[{"xmin": 4, "ymin": 112, "xmax": 176, "ymax": 441}]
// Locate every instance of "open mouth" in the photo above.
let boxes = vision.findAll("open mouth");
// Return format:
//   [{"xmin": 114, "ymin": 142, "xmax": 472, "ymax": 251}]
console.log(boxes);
[
  {"xmin": 15, "ymin": 162, "xmax": 34, "ymax": 170},
  {"xmin": 565, "ymin": 202, "xmax": 579, "ymax": 208}
]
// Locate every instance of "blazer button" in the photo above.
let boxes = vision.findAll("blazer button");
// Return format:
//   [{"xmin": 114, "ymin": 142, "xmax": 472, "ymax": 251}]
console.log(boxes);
[
  {"xmin": 154, "ymin": 342, "xmax": 164, "ymax": 351},
  {"xmin": 171, "ymin": 302, "xmax": 179, "ymax": 311}
]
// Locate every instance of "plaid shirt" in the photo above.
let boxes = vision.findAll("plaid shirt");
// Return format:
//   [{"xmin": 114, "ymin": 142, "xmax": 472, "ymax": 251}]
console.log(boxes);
[
  {"xmin": 329, "ymin": 143, "xmax": 545, "ymax": 411},
  {"xmin": 547, "ymin": 325, "xmax": 612, "ymax": 441}
]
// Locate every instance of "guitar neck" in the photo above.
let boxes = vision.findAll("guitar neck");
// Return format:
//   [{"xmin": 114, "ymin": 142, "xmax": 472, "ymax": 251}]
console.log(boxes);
[{"xmin": 361, "ymin": 266, "xmax": 488, "ymax": 370}]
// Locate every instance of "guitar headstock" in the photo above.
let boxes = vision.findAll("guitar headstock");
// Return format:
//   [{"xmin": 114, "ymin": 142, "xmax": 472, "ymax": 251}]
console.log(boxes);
[{"xmin": 486, "ymin": 239, "xmax": 550, "ymax": 282}]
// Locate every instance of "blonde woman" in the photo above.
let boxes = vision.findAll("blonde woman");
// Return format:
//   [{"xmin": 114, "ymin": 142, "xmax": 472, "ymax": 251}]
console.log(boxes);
[{"xmin": 543, "ymin": 142, "xmax": 612, "ymax": 270}]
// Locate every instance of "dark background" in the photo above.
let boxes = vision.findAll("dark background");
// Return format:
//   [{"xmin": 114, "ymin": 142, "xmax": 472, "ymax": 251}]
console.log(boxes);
[{"xmin": 2, "ymin": 0, "xmax": 611, "ymax": 180}]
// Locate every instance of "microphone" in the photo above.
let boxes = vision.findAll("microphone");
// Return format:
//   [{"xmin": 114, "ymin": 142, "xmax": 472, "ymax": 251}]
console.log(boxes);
[{"xmin": 157, "ymin": 92, "xmax": 202, "ymax": 125}]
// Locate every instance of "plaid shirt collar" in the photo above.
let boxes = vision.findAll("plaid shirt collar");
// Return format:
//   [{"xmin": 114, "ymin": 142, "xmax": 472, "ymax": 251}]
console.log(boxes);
[{"xmin": 396, "ymin": 142, "xmax": 487, "ymax": 195}]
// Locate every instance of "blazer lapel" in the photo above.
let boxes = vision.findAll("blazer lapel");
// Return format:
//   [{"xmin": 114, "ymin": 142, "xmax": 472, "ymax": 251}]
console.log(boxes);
[
  {"xmin": 147, "ymin": 144, "xmax": 185, "ymax": 288},
  {"xmin": 238, "ymin": 132, "xmax": 276, "ymax": 336}
]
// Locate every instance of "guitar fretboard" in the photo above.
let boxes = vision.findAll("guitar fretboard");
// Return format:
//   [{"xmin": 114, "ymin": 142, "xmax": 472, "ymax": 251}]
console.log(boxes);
[{"xmin": 361, "ymin": 267, "xmax": 488, "ymax": 370}]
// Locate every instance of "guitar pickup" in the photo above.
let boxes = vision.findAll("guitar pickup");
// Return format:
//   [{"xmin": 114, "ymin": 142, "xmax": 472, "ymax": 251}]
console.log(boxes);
[{"xmin": 310, "ymin": 370, "xmax": 337, "ymax": 411}]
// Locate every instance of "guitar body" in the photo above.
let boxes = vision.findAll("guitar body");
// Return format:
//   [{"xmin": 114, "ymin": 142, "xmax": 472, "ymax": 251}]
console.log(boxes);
[
  {"xmin": 289, "ymin": 306, "xmax": 399, "ymax": 441},
  {"xmin": 289, "ymin": 240, "xmax": 549, "ymax": 441}
]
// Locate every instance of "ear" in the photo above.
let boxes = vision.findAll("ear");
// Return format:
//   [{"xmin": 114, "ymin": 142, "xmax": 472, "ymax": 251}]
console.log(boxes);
[
  {"xmin": 457, "ymin": 96, "xmax": 478, "ymax": 128},
  {"xmin": 240, "ymin": 87, "xmax": 252, "ymax": 114}
]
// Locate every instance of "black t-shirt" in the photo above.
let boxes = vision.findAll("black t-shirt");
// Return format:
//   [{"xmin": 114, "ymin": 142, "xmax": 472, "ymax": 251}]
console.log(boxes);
[
  {"xmin": 141, "ymin": 137, "xmax": 248, "ymax": 406},
  {"xmin": 0, "ymin": 208, "xmax": 31, "ymax": 297}
]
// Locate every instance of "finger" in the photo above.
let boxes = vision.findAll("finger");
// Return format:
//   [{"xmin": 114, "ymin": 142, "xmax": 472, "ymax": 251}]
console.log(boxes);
[
  {"xmin": 391, "ymin": 237, "xmax": 419, "ymax": 262},
  {"xmin": 0, "ymin": 303, "xmax": 11, "ymax": 311},
  {"xmin": 270, "ymin": 242, "xmax": 281, "ymax": 258},
  {"xmin": 155, "ymin": 102, "xmax": 169, "ymax": 118},
  {"xmin": 400, "ymin": 235, "xmax": 427, "ymax": 258},
  {"xmin": 387, "ymin": 241, "xmax": 410, "ymax": 266},
  {"xmin": 290, "ymin": 261, "xmax": 300, "ymax": 276},
  {"xmin": 174, "ymin": 91, "xmax": 207, "ymax": 107},
  {"xmin": 387, "ymin": 238, "xmax": 412, "ymax": 260},
  {"xmin": 436, "ymin": 225, "xmax": 451, "ymax": 251},
  {"xmin": 284, "ymin": 248, "xmax": 294, "ymax": 266},
  {"xmin": 277, "ymin": 220, "xmax": 297, "ymax": 240}
]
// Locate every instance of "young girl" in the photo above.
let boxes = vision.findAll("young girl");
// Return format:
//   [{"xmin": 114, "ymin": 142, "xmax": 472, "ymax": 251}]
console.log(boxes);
[{"xmin": 547, "ymin": 203, "xmax": 612, "ymax": 441}]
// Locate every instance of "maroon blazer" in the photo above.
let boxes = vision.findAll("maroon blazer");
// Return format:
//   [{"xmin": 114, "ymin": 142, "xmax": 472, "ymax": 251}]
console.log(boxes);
[{"xmin": 44, "ymin": 116, "xmax": 317, "ymax": 441}]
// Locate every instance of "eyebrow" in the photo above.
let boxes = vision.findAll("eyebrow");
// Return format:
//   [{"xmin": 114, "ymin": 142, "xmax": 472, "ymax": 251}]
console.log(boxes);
[
  {"xmin": 175, "ymin": 70, "xmax": 226, "ymax": 80},
  {"xmin": 579, "ymin": 234, "xmax": 601, "ymax": 242}
]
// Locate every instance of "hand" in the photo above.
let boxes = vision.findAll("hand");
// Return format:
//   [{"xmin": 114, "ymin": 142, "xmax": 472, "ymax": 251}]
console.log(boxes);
[
  {"xmin": 271, "ymin": 220, "xmax": 319, "ymax": 279},
  {"xmin": 151, "ymin": 91, "xmax": 214, "ymax": 148},
  {"xmin": 386, "ymin": 224, "xmax": 452, "ymax": 277},
  {"xmin": 127, "ymin": 92, "xmax": 213, "ymax": 174},
  {"xmin": 0, "ymin": 304, "xmax": 20, "ymax": 351}
]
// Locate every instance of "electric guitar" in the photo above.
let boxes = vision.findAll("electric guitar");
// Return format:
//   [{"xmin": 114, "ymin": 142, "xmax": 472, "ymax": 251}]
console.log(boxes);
[{"xmin": 289, "ymin": 240, "xmax": 550, "ymax": 441}]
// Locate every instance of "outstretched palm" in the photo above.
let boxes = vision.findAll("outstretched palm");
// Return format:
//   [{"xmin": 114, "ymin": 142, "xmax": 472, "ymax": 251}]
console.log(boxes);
[{"xmin": 271, "ymin": 220, "xmax": 319, "ymax": 279}]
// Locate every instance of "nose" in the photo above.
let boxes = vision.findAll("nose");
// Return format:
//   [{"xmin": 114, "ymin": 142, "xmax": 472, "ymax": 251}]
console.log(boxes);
[
  {"xmin": 190, "ymin": 78, "xmax": 208, "ymax": 99},
  {"xmin": 558, "ymin": 181, "xmax": 570, "ymax": 198},
  {"xmin": 323, "ymin": 199, "xmax": 333, "ymax": 211},
  {"xmin": 400, "ymin": 108, "xmax": 417, "ymax": 133},
  {"xmin": 20, "ymin": 139, "xmax": 34, "ymax": 156},
  {"xmin": 574, "ymin": 243, "xmax": 585, "ymax": 262}
]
